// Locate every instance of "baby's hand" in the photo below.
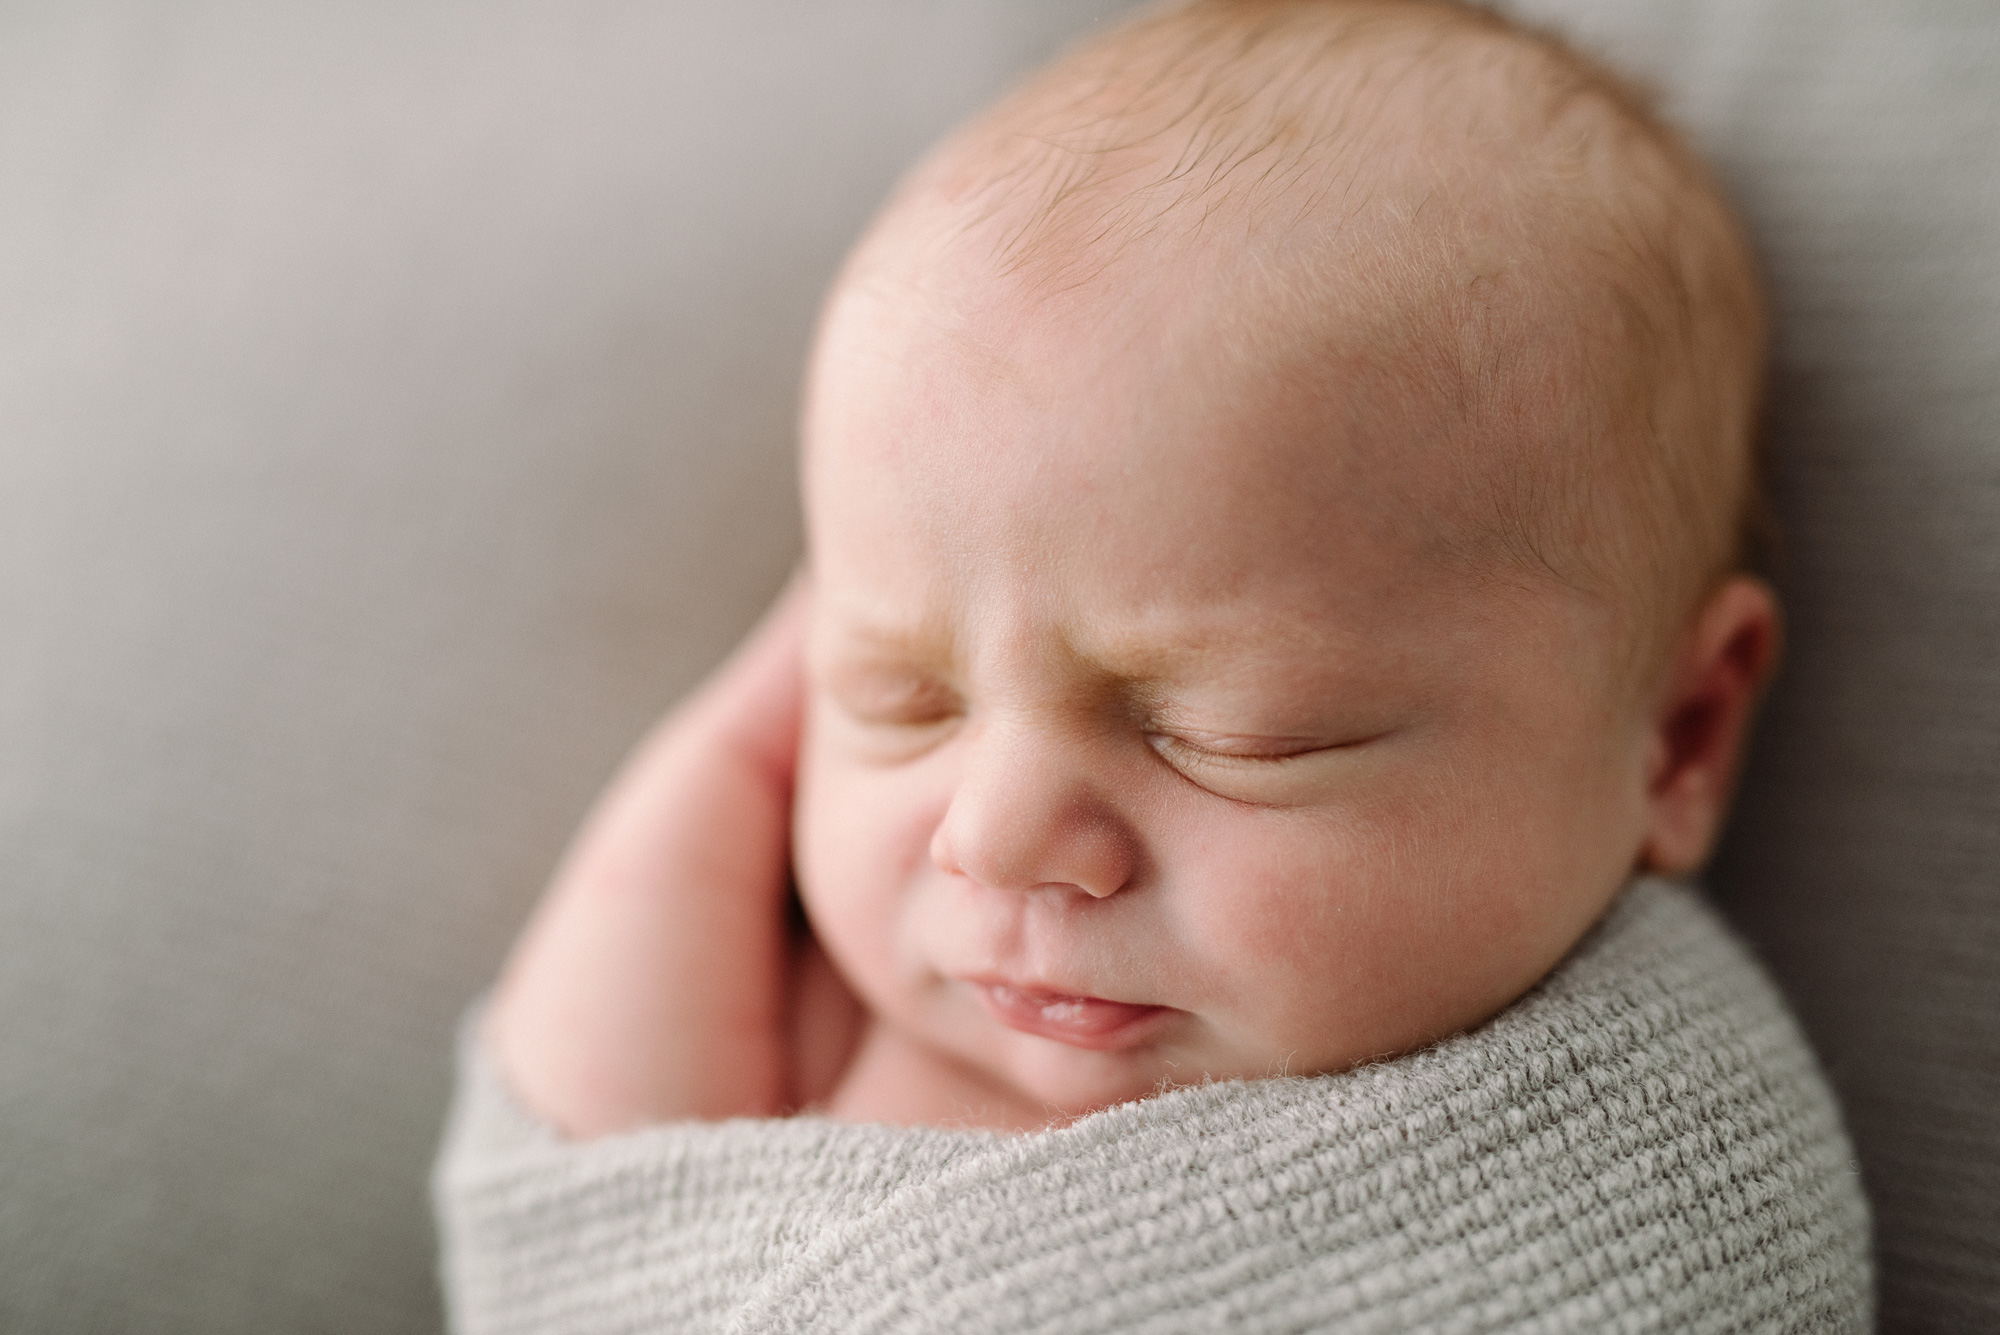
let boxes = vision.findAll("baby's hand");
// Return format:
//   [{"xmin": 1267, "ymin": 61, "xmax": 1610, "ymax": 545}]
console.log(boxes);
[{"xmin": 484, "ymin": 577, "xmax": 861, "ymax": 1137}]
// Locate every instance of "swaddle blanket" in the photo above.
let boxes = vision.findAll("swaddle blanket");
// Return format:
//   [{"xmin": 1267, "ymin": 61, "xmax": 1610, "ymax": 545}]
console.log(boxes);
[{"xmin": 433, "ymin": 878, "xmax": 1870, "ymax": 1333}]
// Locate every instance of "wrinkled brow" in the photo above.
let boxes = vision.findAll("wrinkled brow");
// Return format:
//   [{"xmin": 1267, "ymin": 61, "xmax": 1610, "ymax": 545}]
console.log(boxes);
[{"xmin": 809, "ymin": 611, "xmax": 956, "ymax": 671}]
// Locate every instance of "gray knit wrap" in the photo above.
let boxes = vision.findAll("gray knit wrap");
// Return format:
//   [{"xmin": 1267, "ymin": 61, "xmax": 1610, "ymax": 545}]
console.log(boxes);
[{"xmin": 433, "ymin": 878, "xmax": 1871, "ymax": 1332}]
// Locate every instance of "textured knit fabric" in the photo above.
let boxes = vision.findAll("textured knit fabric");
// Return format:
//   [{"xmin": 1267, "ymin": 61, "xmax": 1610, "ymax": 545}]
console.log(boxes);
[{"xmin": 433, "ymin": 878, "xmax": 1870, "ymax": 1333}]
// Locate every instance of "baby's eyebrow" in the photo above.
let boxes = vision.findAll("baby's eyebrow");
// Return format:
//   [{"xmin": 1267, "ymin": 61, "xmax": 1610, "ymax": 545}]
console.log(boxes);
[
  {"xmin": 1078, "ymin": 619, "xmax": 1330, "ymax": 683},
  {"xmin": 1078, "ymin": 639, "xmax": 1203, "ymax": 687},
  {"xmin": 812, "ymin": 616, "xmax": 954, "ymax": 669}
]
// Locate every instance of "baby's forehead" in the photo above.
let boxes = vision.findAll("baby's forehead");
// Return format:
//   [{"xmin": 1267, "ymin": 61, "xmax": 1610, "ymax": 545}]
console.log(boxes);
[
  {"xmin": 827, "ymin": 169, "xmax": 1558, "ymax": 553},
  {"xmin": 812, "ymin": 271, "xmax": 1536, "ymax": 648},
  {"xmin": 820, "ymin": 212, "xmax": 1572, "ymax": 608}
]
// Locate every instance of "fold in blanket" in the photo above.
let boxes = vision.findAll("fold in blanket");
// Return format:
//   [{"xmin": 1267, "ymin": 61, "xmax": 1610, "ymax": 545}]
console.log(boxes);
[{"xmin": 433, "ymin": 878, "xmax": 1871, "ymax": 1333}]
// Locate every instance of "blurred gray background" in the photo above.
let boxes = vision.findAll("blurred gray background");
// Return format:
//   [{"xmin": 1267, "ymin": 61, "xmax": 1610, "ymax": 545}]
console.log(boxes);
[{"xmin": 1, "ymin": 1, "xmax": 1994, "ymax": 1331}]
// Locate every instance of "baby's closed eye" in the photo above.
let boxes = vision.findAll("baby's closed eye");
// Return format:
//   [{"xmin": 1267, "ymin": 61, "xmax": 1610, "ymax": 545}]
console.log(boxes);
[
  {"xmin": 1143, "ymin": 729, "xmax": 1357, "ymax": 760},
  {"xmin": 1142, "ymin": 724, "xmax": 1395, "ymax": 805},
  {"xmin": 817, "ymin": 666, "xmax": 966, "ymax": 763},
  {"xmin": 834, "ymin": 676, "xmax": 962, "ymax": 727}
]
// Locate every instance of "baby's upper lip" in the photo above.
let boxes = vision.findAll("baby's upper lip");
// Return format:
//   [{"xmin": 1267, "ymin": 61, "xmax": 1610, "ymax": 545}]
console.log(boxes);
[{"xmin": 955, "ymin": 973, "xmax": 1141, "ymax": 1007}]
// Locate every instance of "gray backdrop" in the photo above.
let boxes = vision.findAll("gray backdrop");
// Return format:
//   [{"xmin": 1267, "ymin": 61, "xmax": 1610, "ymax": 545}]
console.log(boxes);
[{"xmin": 1, "ymin": 2, "xmax": 1993, "ymax": 1330}]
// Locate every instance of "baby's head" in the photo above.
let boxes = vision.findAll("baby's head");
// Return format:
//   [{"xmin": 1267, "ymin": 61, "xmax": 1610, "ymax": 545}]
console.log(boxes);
[{"xmin": 794, "ymin": 0, "xmax": 1775, "ymax": 1120}]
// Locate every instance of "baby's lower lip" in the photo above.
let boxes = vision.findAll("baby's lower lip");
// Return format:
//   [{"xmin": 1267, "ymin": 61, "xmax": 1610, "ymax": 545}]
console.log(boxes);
[{"xmin": 969, "ymin": 980, "xmax": 1173, "ymax": 1050}]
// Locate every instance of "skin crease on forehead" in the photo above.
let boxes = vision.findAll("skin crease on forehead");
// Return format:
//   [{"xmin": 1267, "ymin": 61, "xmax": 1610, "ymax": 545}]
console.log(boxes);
[{"xmin": 789, "ymin": 25, "xmax": 1715, "ymax": 1131}]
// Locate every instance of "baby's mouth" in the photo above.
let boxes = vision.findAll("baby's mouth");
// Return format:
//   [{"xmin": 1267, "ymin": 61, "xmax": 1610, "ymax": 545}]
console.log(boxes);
[{"xmin": 967, "ymin": 979, "xmax": 1173, "ymax": 1050}]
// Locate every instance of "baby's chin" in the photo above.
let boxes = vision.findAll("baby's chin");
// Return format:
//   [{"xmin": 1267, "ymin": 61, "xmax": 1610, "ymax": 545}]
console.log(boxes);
[
  {"xmin": 945, "ymin": 988, "xmax": 1388, "ymax": 1120},
  {"xmin": 975, "ymin": 1024, "xmax": 1248, "ymax": 1121},
  {"xmin": 980, "ymin": 1005, "xmax": 1499, "ymax": 1121}
]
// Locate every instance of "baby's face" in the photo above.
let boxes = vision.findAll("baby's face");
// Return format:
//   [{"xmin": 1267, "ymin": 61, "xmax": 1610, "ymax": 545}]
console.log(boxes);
[{"xmin": 794, "ymin": 219, "xmax": 1655, "ymax": 1119}]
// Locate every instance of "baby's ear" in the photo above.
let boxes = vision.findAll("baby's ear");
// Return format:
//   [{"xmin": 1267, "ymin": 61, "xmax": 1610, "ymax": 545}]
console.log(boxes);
[{"xmin": 1638, "ymin": 576, "xmax": 1782, "ymax": 875}]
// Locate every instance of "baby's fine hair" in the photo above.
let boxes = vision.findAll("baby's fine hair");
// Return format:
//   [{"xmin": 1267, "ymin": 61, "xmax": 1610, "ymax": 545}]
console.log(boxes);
[{"xmin": 908, "ymin": 0, "xmax": 1768, "ymax": 673}]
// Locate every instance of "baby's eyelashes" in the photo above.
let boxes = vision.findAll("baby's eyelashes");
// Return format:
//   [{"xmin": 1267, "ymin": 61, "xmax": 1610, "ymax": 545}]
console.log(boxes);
[
  {"xmin": 840, "ymin": 693, "xmax": 963, "ymax": 729},
  {"xmin": 1142, "ymin": 730, "xmax": 1354, "ymax": 761},
  {"xmin": 1141, "ymin": 726, "xmax": 1393, "ymax": 806}
]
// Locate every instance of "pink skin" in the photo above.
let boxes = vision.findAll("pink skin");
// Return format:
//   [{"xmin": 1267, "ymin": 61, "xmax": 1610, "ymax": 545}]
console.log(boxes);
[
  {"xmin": 483, "ymin": 181, "xmax": 1777, "ymax": 1144},
  {"xmin": 792, "ymin": 220, "xmax": 1656, "ymax": 1128}
]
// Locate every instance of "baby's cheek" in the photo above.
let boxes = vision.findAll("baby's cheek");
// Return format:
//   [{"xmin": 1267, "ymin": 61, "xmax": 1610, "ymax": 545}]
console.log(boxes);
[
  {"xmin": 1176, "ymin": 828, "xmax": 1354, "ymax": 1000},
  {"xmin": 793, "ymin": 751, "xmax": 875, "ymax": 945},
  {"xmin": 1224, "ymin": 862, "xmax": 1342, "ymax": 976},
  {"xmin": 793, "ymin": 748, "xmax": 951, "ymax": 988},
  {"xmin": 1174, "ymin": 810, "xmax": 1451, "ymax": 1061}
]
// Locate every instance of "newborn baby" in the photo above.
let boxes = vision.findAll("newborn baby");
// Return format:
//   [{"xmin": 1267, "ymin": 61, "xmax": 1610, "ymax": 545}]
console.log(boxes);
[{"xmin": 438, "ymin": 1, "xmax": 1869, "ymax": 1328}]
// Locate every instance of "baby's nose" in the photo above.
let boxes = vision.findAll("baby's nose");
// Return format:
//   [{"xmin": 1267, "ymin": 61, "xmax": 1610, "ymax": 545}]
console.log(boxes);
[{"xmin": 928, "ymin": 722, "xmax": 1137, "ymax": 899}]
